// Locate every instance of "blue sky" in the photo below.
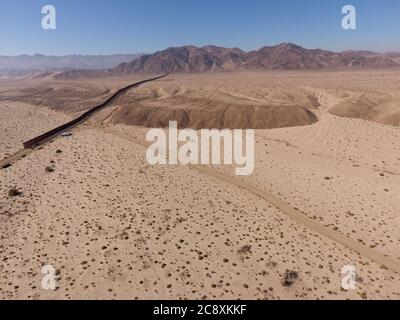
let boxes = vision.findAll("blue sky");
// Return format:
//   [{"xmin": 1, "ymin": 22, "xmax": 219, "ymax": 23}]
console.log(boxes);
[{"xmin": 1, "ymin": 0, "xmax": 399, "ymax": 55}]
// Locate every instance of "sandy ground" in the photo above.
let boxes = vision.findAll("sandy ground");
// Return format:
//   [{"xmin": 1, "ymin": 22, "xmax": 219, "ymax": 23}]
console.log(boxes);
[
  {"xmin": 0, "ymin": 102, "xmax": 71, "ymax": 156},
  {"xmin": 0, "ymin": 70, "xmax": 399, "ymax": 300}
]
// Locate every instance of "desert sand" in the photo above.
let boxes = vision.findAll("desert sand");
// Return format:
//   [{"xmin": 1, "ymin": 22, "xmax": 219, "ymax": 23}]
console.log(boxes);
[{"xmin": 0, "ymin": 70, "xmax": 399, "ymax": 300}]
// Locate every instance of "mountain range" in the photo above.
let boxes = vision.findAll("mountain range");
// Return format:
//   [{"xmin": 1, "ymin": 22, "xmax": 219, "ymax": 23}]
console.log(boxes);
[
  {"xmin": 120, "ymin": 43, "xmax": 400, "ymax": 73},
  {"xmin": 55, "ymin": 43, "xmax": 400, "ymax": 79},
  {"xmin": 4, "ymin": 43, "xmax": 400, "ymax": 78}
]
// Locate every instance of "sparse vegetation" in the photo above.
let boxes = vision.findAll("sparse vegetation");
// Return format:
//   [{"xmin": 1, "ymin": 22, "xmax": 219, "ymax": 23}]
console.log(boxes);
[
  {"xmin": 282, "ymin": 270, "xmax": 299, "ymax": 287},
  {"xmin": 45, "ymin": 166, "xmax": 55, "ymax": 172},
  {"xmin": 1, "ymin": 70, "xmax": 400, "ymax": 300},
  {"xmin": 8, "ymin": 188, "xmax": 22, "ymax": 197},
  {"xmin": 237, "ymin": 245, "xmax": 252, "ymax": 255}
]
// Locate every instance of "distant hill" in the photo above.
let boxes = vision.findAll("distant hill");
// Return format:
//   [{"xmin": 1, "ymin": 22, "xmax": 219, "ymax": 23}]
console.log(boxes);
[
  {"xmin": 0, "ymin": 53, "xmax": 144, "ymax": 76},
  {"xmin": 112, "ymin": 46, "xmax": 247, "ymax": 74},
  {"xmin": 54, "ymin": 43, "xmax": 400, "ymax": 78},
  {"xmin": 243, "ymin": 43, "xmax": 398, "ymax": 69},
  {"xmin": 329, "ymin": 92, "xmax": 400, "ymax": 126}
]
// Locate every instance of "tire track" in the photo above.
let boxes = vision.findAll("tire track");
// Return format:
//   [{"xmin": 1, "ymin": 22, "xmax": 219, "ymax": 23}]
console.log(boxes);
[
  {"xmin": 94, "ymin": 125, "xmax": 400, "ymax": 274},
  {"xmin": 190, "ymin": 165, "xmax": 400, "ymax": 274}
]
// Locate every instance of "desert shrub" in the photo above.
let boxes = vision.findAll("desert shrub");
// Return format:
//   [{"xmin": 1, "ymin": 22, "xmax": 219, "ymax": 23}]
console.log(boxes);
[
  {"xmin": 45, "ymin": 166, "xmax": 55, "ymax": 173},
  {"xmin": 8, "ymin": 188, "xmax": 22, "ymax": 197},
  {"xmin": 282, "ymin": 270, "xmax": 299, "ymax": 287},
  {"xmin": 237, "ymin": 245, "xmax": 252, "ymax": 255}
]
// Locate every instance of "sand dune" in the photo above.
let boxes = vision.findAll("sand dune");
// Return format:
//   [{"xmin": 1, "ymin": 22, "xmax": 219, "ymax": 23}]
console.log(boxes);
[
  {"xmin": 110, "ymin": 86, "xmax": 319, "ymax": 129},
  {"xmin": 329, "ymin": 92, "xmax": 400, "ymax": 126}
]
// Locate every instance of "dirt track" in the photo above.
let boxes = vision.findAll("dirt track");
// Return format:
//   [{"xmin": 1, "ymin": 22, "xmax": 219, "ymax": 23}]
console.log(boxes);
[{"xmin": 93, "ymin": 121, "xmax": 400, "ymax": 275}]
